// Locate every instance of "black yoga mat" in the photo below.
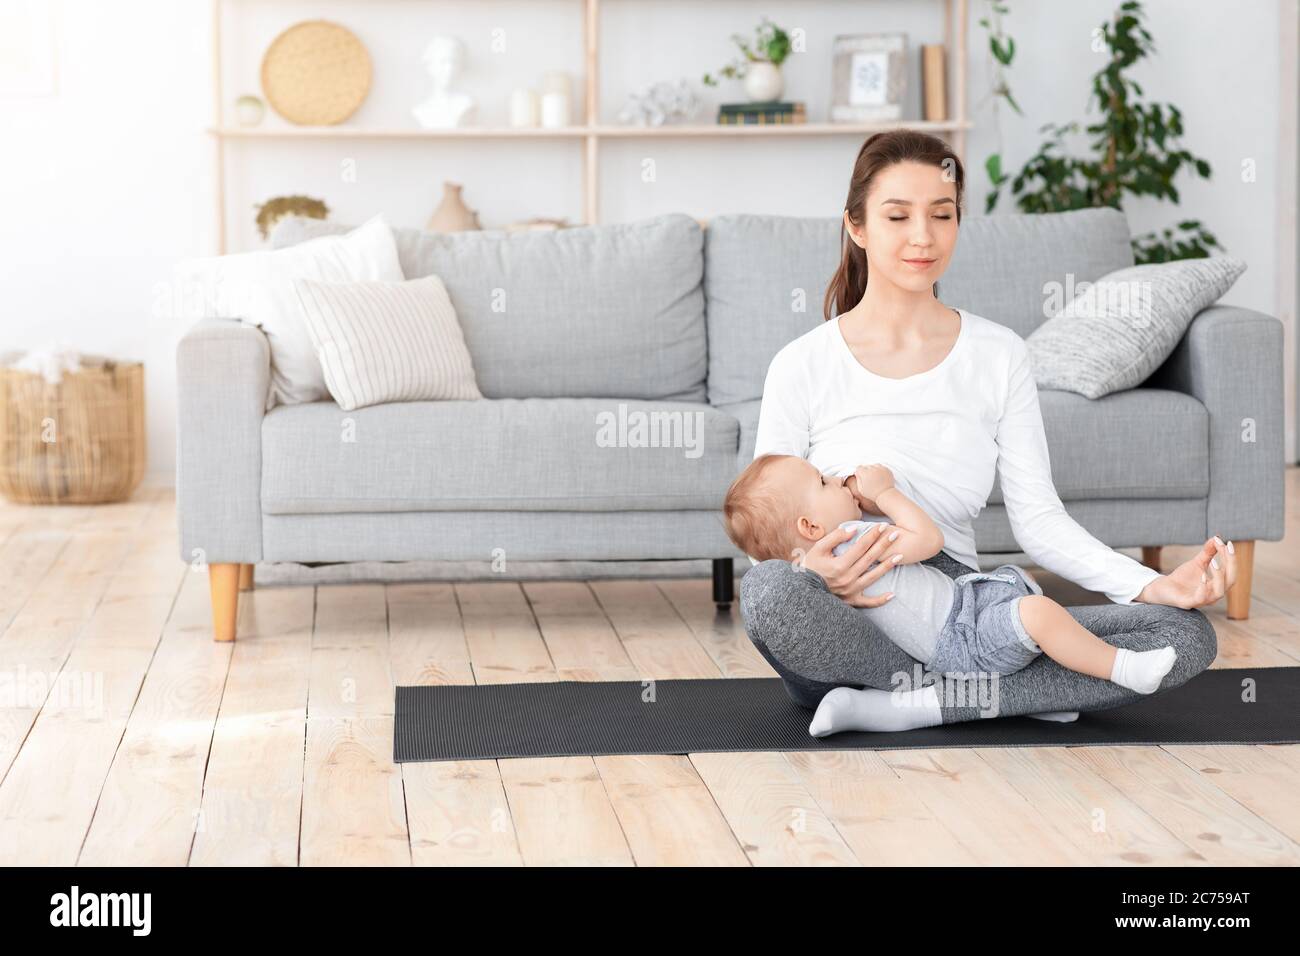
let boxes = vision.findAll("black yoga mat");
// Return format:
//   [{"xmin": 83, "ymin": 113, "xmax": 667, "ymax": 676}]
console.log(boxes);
[{"xmin": 393, "ymin": 667, "xmax": 1300, "ymax": 763}]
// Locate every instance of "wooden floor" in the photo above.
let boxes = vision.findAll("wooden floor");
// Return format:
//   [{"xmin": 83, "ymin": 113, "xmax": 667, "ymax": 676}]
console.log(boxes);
[{"xmin": 0, "ymin": 470, "xmax": 1297, "ymax": 866}]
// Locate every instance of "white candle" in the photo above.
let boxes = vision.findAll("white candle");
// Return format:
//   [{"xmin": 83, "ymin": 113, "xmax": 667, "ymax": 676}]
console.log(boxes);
[
  {"xmin": 540, "ymin": 91, "xmax": 570, "ymax": 128},
  {"xmin": 509, "ymin": 88, "xmax": 539, "ymax": 127}
]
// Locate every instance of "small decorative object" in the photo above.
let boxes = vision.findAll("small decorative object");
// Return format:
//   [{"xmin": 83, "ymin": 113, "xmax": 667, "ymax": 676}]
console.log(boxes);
[
  {"xmin": 717, "ymin": 101, "xmax": 806, "ymax": 125},
  {"xmin": 702, "ymin": 17, "xmax": 792, "ymax": 103},
  {"xmin": 540, "ymin": 91, "xmax": 570, "ymax": 128},
  {"xmin": 504, "ymin": 217, "xmax": 570, "ymax": 233},
  {"xmin": 412, "ymin": 36, "xmax": 476, "ymax": 128},
  {"xmin": 426, "ymin": 182, "xmax": 482, "ymax": 232},
  {"xmin": 0, "ymin": 351, "xmax": 146, "ymax": 504},
  {"xmin": 539, "ymin": 71, "xmax": 572, "ymax": 127},
  {"xmin": 261, "ymin": 20, "xmax": 372, "ymax": 126},
  {"xmin": 254, "ymin": 195, "xmax": 329, "ymax": 241},
  {"xmin": 509, "ymin": 87, "xmax": 539, "ymax": 128},
  {"xmin": 617, "ymin": 79, "xmax": 700, "ymax": 127},
  {"xmin": 235, "ymin": 94, "xmax": 265, "ymax": 126},
  {"xmin": 831, "ymin": 33, "xmax": 907, "ymax": 123}
]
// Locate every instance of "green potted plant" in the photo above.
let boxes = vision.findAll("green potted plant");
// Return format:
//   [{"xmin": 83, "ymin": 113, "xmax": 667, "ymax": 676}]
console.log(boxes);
[
  {"xmin": 985, "ymin": 1, "xmax": 1220, "ymax": 263},
  {"xmin": 702, "ymin": 17, "xmax": 793, "ymax": 102}
]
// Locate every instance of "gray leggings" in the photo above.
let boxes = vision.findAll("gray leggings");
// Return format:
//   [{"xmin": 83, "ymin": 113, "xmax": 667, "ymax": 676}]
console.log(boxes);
[{"xmin": 739, "ymin": 550, "xmax": 1218, "ymax": 723}]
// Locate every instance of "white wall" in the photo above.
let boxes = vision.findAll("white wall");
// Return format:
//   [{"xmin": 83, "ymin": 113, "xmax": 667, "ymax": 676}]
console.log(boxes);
[{"xmin": 1, "ymin": 0, "xmax": 1293, "ymax": 482}]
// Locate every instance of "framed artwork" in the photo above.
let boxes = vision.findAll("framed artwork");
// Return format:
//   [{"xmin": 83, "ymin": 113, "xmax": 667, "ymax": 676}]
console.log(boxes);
[{"xmin": 831, "ymin": 33, "xmax": 907, "ymax": 123}]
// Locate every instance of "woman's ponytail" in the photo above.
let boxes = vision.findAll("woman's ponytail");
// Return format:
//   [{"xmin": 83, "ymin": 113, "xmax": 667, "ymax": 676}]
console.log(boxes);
[{"xmin": 824, "ymin": 227, "xmax": 870, "ymax": 321}]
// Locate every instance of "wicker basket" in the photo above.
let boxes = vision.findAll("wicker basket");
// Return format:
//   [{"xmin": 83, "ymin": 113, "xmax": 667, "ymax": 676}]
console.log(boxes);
[{"xmin": 0, "ymin": 356, "xmax": 146, "ymax": 504}]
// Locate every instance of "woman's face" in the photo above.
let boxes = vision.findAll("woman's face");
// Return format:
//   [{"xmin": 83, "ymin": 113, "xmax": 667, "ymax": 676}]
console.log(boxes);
[{"xmin": 845, "ymin": 160, "xmax": 959, "ymax": 295}]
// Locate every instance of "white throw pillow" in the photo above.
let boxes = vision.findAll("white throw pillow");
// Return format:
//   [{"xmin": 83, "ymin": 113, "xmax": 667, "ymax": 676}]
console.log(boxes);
[
  {"xmin": 291, "ymin": 274, "xmax": 483, "ymax": 411},
  {"xmin": 1026, "ymin": 256, "xmax": 1246, "ymax": 399},
  {"xmin": 174, "ymin": 215, "xmax": 404, "ymax": 408}
]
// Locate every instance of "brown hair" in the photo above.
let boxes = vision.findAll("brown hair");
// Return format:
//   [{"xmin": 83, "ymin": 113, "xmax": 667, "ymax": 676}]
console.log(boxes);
[
  {"xmin": 824, "ymin": 130, "xmax": 965, "ymax": 321},
  {"xmin": 723, "ymin": 454, "xmax": 803, "ymax": 562}
]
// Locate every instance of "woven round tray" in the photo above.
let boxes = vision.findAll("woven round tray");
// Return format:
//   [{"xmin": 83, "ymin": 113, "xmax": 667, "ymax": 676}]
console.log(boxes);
[{"xmin": 261, "ymin": 20, "xmax": 371, "ymax": 126}]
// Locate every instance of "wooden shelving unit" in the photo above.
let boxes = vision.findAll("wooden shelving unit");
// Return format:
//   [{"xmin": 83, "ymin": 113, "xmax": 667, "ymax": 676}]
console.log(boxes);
[{"xmin": 209, "ymin": 0, "xmax": 970, "ymax": 252}]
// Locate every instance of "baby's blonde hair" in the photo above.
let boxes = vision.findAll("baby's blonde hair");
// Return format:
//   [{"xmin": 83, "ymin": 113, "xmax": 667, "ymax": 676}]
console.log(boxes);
[{"xmin": 722, "ymin": 454, "xmax": 803, "ymax": 562}]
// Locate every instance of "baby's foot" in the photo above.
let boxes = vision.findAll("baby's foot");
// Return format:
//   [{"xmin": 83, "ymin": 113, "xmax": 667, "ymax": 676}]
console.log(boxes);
[
  {"xmin": 808, "ymin": 685, "xmax": 942, "ymax": 737},
  {"xmin": 1110, "ymin": 646, "xmax": 1177, "ymax": 694}
]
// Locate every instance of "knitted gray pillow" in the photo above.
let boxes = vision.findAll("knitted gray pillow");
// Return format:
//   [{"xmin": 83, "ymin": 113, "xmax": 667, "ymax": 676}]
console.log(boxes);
[{"xmin": 1026, "ymin": 256, "xmax": 1246, "ymax": 399}]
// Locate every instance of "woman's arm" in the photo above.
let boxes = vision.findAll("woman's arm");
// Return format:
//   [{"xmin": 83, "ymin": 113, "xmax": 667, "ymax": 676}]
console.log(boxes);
[
  {"xmin": 752, "ymin": 348, "xmax": 810, "ymax": 461},
  {"xmin": 995, "ymin": 338, "xmax": 1161, "ymax": 605}
]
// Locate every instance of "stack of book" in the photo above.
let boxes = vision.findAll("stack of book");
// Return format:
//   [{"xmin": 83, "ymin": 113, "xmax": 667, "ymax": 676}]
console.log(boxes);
[{"xmin": 717, "ymin": 102, "xmax": 807, "ymax": 125}]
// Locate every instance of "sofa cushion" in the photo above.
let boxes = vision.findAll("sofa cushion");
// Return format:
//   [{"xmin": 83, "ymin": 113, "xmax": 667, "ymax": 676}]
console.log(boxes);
[
  {"xmin": 989, "ymin": 387, "xmax": 1209, "ymax": 503},
  {"xmin": 1027, "ymin": 256, "xmax": 1247, "ymax": 399},
  {"xmin": 261, "ymin": 398, "xmax": 740, "ymax": 514},
  {"xmin": 703, "ymin": 207, "xmax": 1134, "ymax": 408},
  {"xmin": 175, "ymin": 215, "xmax": 404, "ymax": 408},
  {"xmin": 272, "ymin": 214, "xmax": 707, "ymax": 403},
  {"xmin": 292, "ymin": 274, "xmax": 483, "ymax": 410}
]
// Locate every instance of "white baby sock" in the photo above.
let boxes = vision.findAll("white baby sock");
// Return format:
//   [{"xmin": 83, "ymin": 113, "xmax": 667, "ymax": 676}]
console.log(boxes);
[
  {"xmin": 1027, "ymin": 710, "xmax": 1080, "ymax": 723},
  {"xmin": 1110, "ymin": 646, "xmax": 1177, "ymax": 694},
  {"xmin": 808, "ymin": 685, "xmax": 942, "ymax": 737}
]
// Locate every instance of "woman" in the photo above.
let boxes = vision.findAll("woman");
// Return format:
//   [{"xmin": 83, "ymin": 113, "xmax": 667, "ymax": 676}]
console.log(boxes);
[{"xmin": 741, "ymin": 130, "xmax": 1235, "ymax": 729}]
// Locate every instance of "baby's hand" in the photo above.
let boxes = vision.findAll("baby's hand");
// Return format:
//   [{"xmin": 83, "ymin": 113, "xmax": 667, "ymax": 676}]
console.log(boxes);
[{"xmin": 853, "ymin": 464, "xmax": 895, "ymax": 501}]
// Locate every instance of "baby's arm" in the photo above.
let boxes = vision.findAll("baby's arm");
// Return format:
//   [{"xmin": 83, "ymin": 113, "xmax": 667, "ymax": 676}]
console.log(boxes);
[
  {"xmin": 846, "ymin": 466, "xmax": 944, "ymax": 565},
  {"xmin": 871, "ymin": 487, "xmax": 945, "ymax": 564}
]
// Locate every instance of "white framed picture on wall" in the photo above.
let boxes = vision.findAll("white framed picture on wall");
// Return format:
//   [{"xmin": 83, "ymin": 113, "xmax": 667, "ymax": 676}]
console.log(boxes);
[{"xmin": 831, "ymin": 33, "xmax": 906, "ymax": 122}]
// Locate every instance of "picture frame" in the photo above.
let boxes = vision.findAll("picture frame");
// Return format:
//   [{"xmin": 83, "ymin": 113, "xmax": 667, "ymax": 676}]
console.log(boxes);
[{"xmin": 831, "ymin": 33, "xmax": 907, "ymax": 123}]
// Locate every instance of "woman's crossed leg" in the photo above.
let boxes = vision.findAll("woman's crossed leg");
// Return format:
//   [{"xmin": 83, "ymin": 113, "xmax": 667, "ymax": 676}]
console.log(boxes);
[{"xmin": 738, "ymin": 553, "xmax": 1218, "ymax": 727}]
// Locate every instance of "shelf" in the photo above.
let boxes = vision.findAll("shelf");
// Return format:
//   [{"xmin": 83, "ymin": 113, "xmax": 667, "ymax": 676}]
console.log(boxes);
[
  {"xmin": 211, "ymin": 125, "xmax": 588, "ymax": 139},
  {"xmin": 211, "ymin": 0, "xmax": 970, "ymax": 247},
  {"xmin": 594, "ymin": 120, "xmax": 970, "ymax": 138},
  {"xmin": 210, "ymin": 120, "xmax": 973, "ymax": 140}
]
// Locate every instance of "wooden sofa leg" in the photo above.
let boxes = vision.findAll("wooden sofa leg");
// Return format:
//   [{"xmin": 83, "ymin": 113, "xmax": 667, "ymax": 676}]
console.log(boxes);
[
  {"xmin": 1226, "ymin": 540, "xmax": 1255, "ymax": 621},
  {"xmin": 209, "ymin": 563, "xmax": 240, "ymax": 642},
  {"xmin": 238, "ymin": 562, "xmax": 255, "ymax": 591},
  {"xmin": 1141, "ymin": 546, "xmax": 1162, "ymax": 572}
]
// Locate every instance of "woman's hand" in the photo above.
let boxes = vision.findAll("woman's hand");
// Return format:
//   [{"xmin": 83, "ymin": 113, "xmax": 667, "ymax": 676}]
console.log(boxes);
[
  {"xmin": 797, "ymin": 523, "xmax": 900, "ymax": 608},
  {"xmin": 1136, "ymin": 536, "xmax": 1237, "ymax": 609}
]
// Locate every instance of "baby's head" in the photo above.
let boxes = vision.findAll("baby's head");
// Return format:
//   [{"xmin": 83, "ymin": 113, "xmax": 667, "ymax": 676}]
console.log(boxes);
[{"xmin": 723, "ymin": 454, "xmax": 861, "ymax": 561}]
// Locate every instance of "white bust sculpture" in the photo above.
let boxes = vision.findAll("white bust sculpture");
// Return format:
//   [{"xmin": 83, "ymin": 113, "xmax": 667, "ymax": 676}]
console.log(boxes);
[{"xmin": 412, "ymin": 36, "xmax": 476, "ymax": 129}]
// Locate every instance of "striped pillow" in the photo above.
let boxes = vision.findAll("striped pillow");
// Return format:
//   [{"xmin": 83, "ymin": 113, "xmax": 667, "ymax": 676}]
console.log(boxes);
[{"xmin": 291, "ymin": 274, "xmax": 483, "ymax": 411}]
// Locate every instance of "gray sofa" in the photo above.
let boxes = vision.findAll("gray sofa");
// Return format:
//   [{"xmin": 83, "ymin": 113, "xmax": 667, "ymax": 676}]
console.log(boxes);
[{"xmin": 177, "ymin": 207, "xmax": 1285, "ymax": 641}]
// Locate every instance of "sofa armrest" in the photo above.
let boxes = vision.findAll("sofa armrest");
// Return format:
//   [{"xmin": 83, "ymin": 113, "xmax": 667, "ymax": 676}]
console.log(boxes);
[
  {"xmin": 176, "ymin": 318, "xmax": 269, "ymax": 564},
  {"xmin": 1144, "ymin": 303, "xmax": 1285, "ymax": 542}
]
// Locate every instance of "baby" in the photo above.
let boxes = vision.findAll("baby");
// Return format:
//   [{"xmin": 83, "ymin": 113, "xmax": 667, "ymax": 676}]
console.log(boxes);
[{"xmin": 723, "ymin": 454, "xmax": 1178, "ymax": 736}]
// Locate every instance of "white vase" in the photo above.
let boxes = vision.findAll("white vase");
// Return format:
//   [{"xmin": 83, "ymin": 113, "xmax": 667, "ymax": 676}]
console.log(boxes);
[{"xmin": 744, "ymin": 61, "xmax": 783, "ymax": 102}]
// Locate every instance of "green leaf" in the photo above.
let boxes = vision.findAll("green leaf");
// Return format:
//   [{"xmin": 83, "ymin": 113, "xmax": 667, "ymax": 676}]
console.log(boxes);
[{"xmin": 986, "ymin": 153, "xmax": 1004, "ymax": 183}]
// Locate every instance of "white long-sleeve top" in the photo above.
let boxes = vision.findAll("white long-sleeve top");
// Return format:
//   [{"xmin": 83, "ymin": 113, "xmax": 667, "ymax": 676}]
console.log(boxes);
[{"xmin": 752, "ymin": 307, "xmax": 1161, "ymax": 605}]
